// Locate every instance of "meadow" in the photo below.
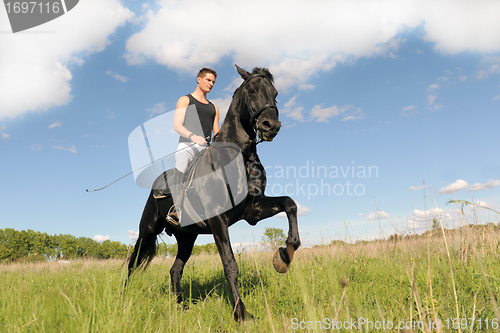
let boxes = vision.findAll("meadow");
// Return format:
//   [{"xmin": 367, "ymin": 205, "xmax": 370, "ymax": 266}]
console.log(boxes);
[{"xmin": 1, "ymin": 222, "xmax": 499, "ymax": 332}]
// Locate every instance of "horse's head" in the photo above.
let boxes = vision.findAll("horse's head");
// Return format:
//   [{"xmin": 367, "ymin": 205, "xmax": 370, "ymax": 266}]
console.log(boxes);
[{"xmin": 236, "ymin": 65, "xmax": 281, "ymax": 142}]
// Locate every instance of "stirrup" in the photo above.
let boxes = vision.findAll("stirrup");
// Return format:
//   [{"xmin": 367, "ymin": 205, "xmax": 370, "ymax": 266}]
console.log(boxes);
[{"xmin": 166, "ymin": 206, "xmax": 180, "ymax": 227}]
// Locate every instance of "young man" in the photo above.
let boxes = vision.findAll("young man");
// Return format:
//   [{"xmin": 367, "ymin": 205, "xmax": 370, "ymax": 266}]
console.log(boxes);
[
  {"xmin": 173, "ymin": 68, "xmax": 220, "ymax": 173},
  {"xmin": 160, "ymin": 68, "xmax": 220, "ymax": 225}
]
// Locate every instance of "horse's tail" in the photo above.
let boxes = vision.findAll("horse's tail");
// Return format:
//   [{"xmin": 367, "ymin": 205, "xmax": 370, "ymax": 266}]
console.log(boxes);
[
  {"xmin": 127, "ymin": 192, "xmax": 163, "ymax": 276},
  {"xmin": 127, "ymin": 232, "xmax": 157, "ymax": 274}
]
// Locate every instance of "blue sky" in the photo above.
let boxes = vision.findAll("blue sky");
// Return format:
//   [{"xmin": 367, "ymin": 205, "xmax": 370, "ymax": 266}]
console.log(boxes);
[{"xmin": 1, "ymin": 0, "xmax": 499, "ymax": 247}]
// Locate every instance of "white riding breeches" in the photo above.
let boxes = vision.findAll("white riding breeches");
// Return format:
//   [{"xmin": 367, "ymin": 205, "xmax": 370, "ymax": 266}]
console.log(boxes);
[{"xmin": 174, "ymin": 142, "xmax": 205, "ymax": 173}]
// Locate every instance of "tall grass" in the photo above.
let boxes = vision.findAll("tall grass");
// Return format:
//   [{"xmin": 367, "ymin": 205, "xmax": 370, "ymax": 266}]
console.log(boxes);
[{"xmin": 1, "ymin": 219, "xmax": 499, "ymax": 332}]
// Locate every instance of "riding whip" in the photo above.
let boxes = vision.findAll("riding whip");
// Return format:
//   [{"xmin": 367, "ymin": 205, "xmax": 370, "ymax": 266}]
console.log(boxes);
[{"xmin": 85, "ymin": 142, "xmax": 197, "ymax": 192}]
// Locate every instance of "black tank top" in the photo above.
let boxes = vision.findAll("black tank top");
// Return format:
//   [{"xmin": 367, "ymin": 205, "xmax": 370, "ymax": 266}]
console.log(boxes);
[{"xmin": 179, "ymin": 94, "xmax": 216, "ymax": 143}]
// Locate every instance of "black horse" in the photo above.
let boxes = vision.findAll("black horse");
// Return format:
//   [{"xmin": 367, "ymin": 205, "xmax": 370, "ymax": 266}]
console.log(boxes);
[{"xmin": 127, "ymin": 65, "xmax": 301, "ymax": 321}]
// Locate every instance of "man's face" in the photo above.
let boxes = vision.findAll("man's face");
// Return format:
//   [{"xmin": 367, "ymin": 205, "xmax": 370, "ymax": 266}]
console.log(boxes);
[{"xmin": 198, "ymin": 73, "xmax": 216, "ymax": 93}]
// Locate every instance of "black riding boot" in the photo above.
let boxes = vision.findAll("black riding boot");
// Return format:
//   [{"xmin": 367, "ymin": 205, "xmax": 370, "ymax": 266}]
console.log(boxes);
[{"xmin": 166, "ymin": 168, "xmax": 184, "ymax": 226}]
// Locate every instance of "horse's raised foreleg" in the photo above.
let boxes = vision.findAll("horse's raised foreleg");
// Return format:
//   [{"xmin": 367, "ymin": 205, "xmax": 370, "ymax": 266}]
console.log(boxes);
[
  {"xmin": 245, "ymin": 195, "xmax": 301, "ymax": 272},
  {"xmin": 170, "ymin": 232, "xmax": 197, "ymax": 304},
  {"xmin": 210, "ymin": 217, "xmax": 251, "ymax": 322}
]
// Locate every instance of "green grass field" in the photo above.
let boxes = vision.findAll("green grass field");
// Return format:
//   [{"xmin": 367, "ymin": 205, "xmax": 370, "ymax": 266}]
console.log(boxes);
[{"xmin": 1, "ymin": 223, "xmax": 499, "ymax": 332}]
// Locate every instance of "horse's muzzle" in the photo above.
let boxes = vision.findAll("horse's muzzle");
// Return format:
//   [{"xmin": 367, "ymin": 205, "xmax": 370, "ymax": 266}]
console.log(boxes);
[{"xmin": 258, "ymin": 119, "xmax": 281, "ymax": 141}]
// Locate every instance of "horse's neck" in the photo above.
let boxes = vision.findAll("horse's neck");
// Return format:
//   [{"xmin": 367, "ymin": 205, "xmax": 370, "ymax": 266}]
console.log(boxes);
[
  {"xmin": 217, "ymin": 101, "xmax": 256, "ymax": 150},
  {"xmin": 215, "ymin": 104, "xmax": 261, "ymax": 172}
]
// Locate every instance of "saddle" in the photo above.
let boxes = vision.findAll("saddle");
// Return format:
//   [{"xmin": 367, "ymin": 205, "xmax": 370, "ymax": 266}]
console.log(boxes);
[
  {"xmin": 152, "ymin": 143, "xmax": 248, "ymax": 228},
  {"xmin": 151, "ymin": 145, "xmax": 207, "ymax": 200},
  {"xmin": 152, "ymin": 169, "xmax": 174, "ymax": 199},
  {"xmin": 151, "ymin": 150, "xmax": 207, "ymax": 228}
]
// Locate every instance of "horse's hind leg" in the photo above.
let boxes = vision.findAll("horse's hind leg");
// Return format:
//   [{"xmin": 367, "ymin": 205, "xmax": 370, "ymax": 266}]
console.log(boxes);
[
  {"xmin": 127, "ymin": 192, "xmax": 165, "ymax": 277},
  {"xmin": 170, "ymin": 231, "xmax": 197, "ymax": 303}
]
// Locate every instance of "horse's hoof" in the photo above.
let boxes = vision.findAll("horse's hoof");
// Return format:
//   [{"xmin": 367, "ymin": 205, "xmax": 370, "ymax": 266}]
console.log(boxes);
[{"xmin": 273, "ymin": 247, "xmax": 290, "ymax": 273}]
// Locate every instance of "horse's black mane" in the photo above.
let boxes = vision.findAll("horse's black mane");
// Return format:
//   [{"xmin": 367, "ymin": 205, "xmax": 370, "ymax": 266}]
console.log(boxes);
[{"xmin": 251, "ymin": 67, "xmax": 273, "ymax": 82}]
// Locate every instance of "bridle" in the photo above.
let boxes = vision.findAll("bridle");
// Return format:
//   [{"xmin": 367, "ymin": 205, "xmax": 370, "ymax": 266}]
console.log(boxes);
[{"xmin": 240, "ymin": 74, "xmax": 279, "ymax": 129}]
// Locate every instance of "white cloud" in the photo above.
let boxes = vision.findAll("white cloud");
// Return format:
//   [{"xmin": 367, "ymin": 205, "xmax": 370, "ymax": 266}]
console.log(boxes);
[
  {"xmin": 145, "ymin": 102, "xmax": 167, "ymax": 118},
  {"xmin": 4, "ymin": 1, "xmax": 500, "ymax": 120},
  {"xmin": 403, "ymin": 105, "xmax": 418, "ymax": 111},
  {"xmin": 438, "ymin": 179, "xmax": 469, "ymax": 194},
  {"xmin": 279, "ymin": 97, "xmax": 365, "ymax": 122},
  {"xmin": 124, "ymin": 0, "xmax": 415, "ymax": 89},
  {"xmin": 124, "ymin": 0, "xmax": 500, "ymax": 94},
  {"xmin": 52, "ymin": 145, "xmax": 77, "ymax": 154},
  {"xmin": 427, "ymin": 85, "xmax": 439, "ymax": 104},
  {"xmin": 367, "ymin": 211, "xmax": 391, "ymax": 221},
  {"xmin": 232, "ymin": 242, "xmax": 265, "ymax": 252},
  {"xmin": 210, "ymin": 96, "xmax": 233, "ymax": 123},
  {"xmin": 297, "ymin": 203, "xmax": 311, "ymax": 216},
  {"xmin": 128, "ymin": 230, "xmax": 139, "ymax": 242},
  {"xmin": 0, "ymin": 124, "xmax": 10, "ymax": 139},
  {"xmin": 421, "ymin": 1, "xmax": 500, "ymax": 54},
  {"xmin": 469, "ymin": 179, "xmax": 500, "ymax": 192},
  {"xmin": 310, "ymin": 105, "xmax": 340, "ymax": 123},
  {"xmin": 106, "ymin": 70, "xmax": 130, "ymax": 83},
  {"xmin": 311, "ymin": 104, "xmax": 364, "ymax": 122},
  {"xmin": 48, "ymin": 121, "xmax": 63, "ymax": 129},
  {"xmin": 401, "ymin": 105, "xmax": 418, "ymax": 116},
  {"xmin": 30, "ymin": 144, "xmax": 43, "ymax": 151},
  {"xmin": 489, "ymin": 64, "xmax": 500, "ymax": 74},
  {"xmin": 475, "ymin": 57, "xmax": 500, "ymax": 81},
  {"xmin": 282, "ymin": 96, "xmax": 305, "ymax": 122},
  {"xmin": 475, "ymin": 201, "xmax": 489, "ymax": 208},
  {"xmin": 436, "ymin": 178, "xmax": 500, "ymax": 194},
  {"xmin": 407, "ymin": 184, "xmax": 427, "ymax": 192},
  {"xmin": 340, "ymin": 106, "xmax": 365, "ymax": 121},
  {"xmin": 271, "ymin": 57, "xmax": 324, "ymax": 92},
  {"xmin": 94, "ymin": 234, "xmax": 110, "ymax": 242},
  {"xmin": 407, "ymin": 208, "xmax": 452, "ymax": 231},
  {"xmin": 476, "ymin": 71, "xmax": 488, "ymax": 80},
  {"xmin": 0, "ymin": 0, "xmax": 133, "ymax": 119},
  {"xmin": 426, "ymin": 81, "xmax": 445, "ymax": 110}
]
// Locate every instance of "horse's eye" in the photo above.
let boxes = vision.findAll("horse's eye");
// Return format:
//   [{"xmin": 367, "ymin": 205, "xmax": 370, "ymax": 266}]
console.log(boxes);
[{"xmin": 248, "ymin": 88, "xmax": 256, "ymax": 94}]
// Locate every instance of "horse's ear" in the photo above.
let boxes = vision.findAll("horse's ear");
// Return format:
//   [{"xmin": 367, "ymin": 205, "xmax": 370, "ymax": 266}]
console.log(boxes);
[{"xmin": 235, "ymin": 64, "xmax": 251, "ymax": 80}]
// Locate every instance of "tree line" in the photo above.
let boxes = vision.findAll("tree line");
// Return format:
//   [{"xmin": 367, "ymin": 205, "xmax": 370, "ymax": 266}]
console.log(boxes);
[
  {"xmin": 0, "ymin": 227, "xmax": 288, "ymax": 263},
  {"xmin": 0, "ymin": 228, "xmax": 128, "ymax": 262},
  {"xmin": 157, "ymin": 242, "xmax": 218, "ymax": 257},
  {"xmin": 0, "ymin": 229, "xmax": 222, "ymax": 263}
]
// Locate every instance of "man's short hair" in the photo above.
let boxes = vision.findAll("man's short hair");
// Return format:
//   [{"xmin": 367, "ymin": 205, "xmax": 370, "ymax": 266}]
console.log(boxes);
[{"xmin": 197, "ymin": 68, "xmax": 217, "ymax": 79}]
